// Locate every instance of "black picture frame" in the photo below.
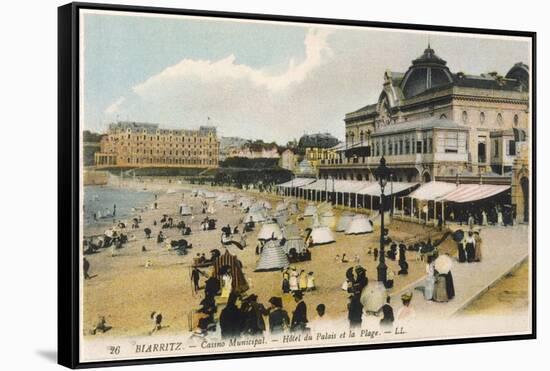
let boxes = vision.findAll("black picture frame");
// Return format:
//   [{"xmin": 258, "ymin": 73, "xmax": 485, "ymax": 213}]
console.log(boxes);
[{"xmin": 58, "ymin": 2, "xmax": 537, "ymax": 368}]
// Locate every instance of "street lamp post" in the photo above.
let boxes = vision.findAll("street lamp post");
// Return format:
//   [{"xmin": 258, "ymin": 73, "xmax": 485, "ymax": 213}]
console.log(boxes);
[
  {"xmin": 374, "ymin": 157, "xmax": 391, "ymax": 284},
  {"xmin": 390, "ymin": 172, "xmax": 394, "ymax": 217}
]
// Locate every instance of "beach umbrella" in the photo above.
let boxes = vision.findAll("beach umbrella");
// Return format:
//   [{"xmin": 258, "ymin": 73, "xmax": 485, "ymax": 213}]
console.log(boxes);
[
  {"xmin": 276, "ymin": 202, "xmax": 288, "ymax": 212},
  {"xmin": 434, "ymin": 254, "xmax": 453, "ymax": 274},
  {"xmin": 360, "ymin": 282, "xmax": 387, "ymax": 313}
]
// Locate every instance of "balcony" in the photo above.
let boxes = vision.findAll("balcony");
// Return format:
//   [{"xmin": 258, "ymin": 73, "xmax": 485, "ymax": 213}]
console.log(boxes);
[{"xmin": 319, "ymin": 151, "xmax": 468, "ymax": 169}]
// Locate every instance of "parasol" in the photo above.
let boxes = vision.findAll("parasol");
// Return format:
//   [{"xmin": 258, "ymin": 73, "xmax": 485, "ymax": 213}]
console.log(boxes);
[
  {"xmin": 434, "ymin": 254, "xmax": 453, "ymax": 274},
  {"xmin": 360, "ymin": 282, "xmax": 387, "ymax": 313},
  {"xmin": 452, "ymin": 229, "xmax": 464, "ymax": 242}
]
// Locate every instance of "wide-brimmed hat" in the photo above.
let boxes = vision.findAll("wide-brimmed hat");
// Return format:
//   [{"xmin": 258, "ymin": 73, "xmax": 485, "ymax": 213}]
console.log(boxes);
[
  {"xmin": 293, "ymin": 291, "xmax": 304, "ymax": 300},
  {"xmin": 243, "ymin": 294, "xmax": 258, "ymax": 302},
  {"xmin": 268, "ymin": 296, "xmax": 283, "ymax": 308}
]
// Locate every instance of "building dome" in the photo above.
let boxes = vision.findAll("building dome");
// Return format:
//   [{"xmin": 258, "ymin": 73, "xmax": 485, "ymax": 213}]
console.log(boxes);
[
  {"xmin": 401, "ymin": 45, "xmax": 454, "ymax": 99},
  {"xmin": 298, "ymin": 133, "xmax": 339, "ymax": 149},
  {"xmin": 505, "ymin": 62, "xmax": 529, "ymax": 90},
  {"xmin": 294, "ymin": 158, "xmax": 316, "ymax": 177}
]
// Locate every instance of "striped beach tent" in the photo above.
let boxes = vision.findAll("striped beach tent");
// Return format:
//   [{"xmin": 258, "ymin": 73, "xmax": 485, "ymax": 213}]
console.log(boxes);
[
  {"xmin": 212, "ymin": 251, "xmax": 249, "ymax": 293},
  {"xmin": 255, "ymin": 240, "xmax": 289, "ymax": 272}
]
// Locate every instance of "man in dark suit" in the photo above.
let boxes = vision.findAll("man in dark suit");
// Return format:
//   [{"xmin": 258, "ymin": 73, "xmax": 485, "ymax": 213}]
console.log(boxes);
[{"xmin": 291, "ymin": 291, "xmax": 308, "ymax": 332}]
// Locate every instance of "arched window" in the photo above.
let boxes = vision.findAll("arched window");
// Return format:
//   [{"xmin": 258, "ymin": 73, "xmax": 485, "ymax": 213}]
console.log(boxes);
[
  {"xmin": 462, "ymin": 111, "xmax": 468, "ymax": 124},
  {"xmin": 360, "ymin": 131, "xmax": 364, "ymax": 144},
  {"xmin": 514, "ymin": 114, "xmax": 519, "ymax": 127},
  {"xmin": 497, "ymin": 113, "xmax": 503, "ymax": 126},
  {"xmin": 480, "ymin": 112, "xmax": 485, "ymax": 124}
]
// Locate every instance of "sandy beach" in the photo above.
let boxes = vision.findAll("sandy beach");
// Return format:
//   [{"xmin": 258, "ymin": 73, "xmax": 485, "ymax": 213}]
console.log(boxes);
[{"xmin": 82, "ymin": 176, "xmax": 458, "ymax": 338}]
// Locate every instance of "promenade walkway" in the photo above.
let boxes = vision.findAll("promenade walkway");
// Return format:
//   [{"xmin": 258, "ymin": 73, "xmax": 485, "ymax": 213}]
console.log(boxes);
[{"xmin": 391, "ymin": 223, "xmax": 530, "ymax": 319}]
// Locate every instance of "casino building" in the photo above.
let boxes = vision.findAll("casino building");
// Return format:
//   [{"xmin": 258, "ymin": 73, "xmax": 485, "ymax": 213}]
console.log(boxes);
[
  {"xmin": 94, "ymin": 121, "xmax": 220, "ymax": 168},
  {"xmin": 318, "ymin": 45, "xmax": 530, "ymax": 185}
]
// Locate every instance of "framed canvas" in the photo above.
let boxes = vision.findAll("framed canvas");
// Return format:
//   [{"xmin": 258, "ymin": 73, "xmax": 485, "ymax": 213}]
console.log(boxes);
[{"xmin": 58, "ymin": 2, "xmax": 536, "ymax": 368}]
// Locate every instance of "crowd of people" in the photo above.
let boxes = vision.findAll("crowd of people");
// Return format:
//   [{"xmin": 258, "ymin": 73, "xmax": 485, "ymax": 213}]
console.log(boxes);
[{"xmin": 83, "ymin": 185, "xmax": 495, "ymax": 341}]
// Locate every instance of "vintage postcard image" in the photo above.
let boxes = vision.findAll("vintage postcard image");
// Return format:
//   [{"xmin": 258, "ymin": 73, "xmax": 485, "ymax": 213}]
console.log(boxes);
[{"xmin": 79, "ymin": 8, "xmax": 533, "ymax": 363}]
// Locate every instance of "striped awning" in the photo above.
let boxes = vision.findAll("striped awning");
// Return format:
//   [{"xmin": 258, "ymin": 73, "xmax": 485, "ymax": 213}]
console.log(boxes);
[
  {"xmin": 439, "ymin": 184, "xmax": 510, "ymax": 203},
  {"xmin": 277, "ymin": 177, "xmax": 315, "ymax": 188},
  {"xmin": 357, "ymin": 182, "xmax": 418, "ymax": 197},
  {"xmin": 302, "ymin": 179, "xmax": 372, "ymax": 193},
  {"xmin": 408, "ymin": 181, "xmax": 459, "ymax": 201}
]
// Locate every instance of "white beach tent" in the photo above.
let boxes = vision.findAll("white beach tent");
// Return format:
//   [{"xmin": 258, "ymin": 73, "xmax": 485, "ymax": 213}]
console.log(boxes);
[
  {"xmin": 250, "ymin": 201, "xmax": 270, "ymax": 212},
  {"xmin": 274, "ymin": 210, "xmax": 289, "ymax": 226},
  {"xmin": 336, "ymin": 212, "xmax": 355, "ymax": 232},
  {"xmin": 258, "ymin": 221, "xmax": 283, "ymax": 241},
  {"xmin": 206, "ymin": 203, "xmax": 216, "ymax": 214},
  {"xmin": 288, "ymin": 201, "xmax": 299, "ymax": 214},
  {"xmin": 255, "ymin": 240, "xmax": 290, "ymax": 272},
  {"xmin": 244, "ymin": 210, "xmax": 266, "ymax": 223},
  {"xmin": 345, "ymin": 214, "xmax": 373, "ymax": 235},
  {"xmin": 320, "ymin": 210, "xmax": 337, "ymax": 229},
  {"xmin": 239, "ymin": 197, "xmax": 255, "ymax": 211},
  {"xmin": 282, "ymin": 225, "xmax": 307, "ymax": 255},
  {"xmin": 304, "ymin": 202, "xmax": 317, "ymax": 217},
  {"xmin": 283, "ymin": 224, "xmax": 300, "ymax": 239},
  {"xmin": 216, "ymin": 193, "xmax": 236, "ymax": 203},
  {"xmin": 203, "ymin": 191, "xmax": 217, "ymax": 199},
  {"xmin": 283, "ymin": 237, "xmax": 307, "ymax": 255},
  {"xmin": 308, "ymin": 214, "xmax": 335, "ymax": 245},
  {"xmin": 309, "ymin": 226, "xmax": 335, "ymax": 245},
  {"xmin": 275, "ymin": 201, "xmax": 288, "ymax": 212},
  {"xmin": 179, "ymin": 203, "xmax": 193, "ymax": 216},
  {"xmin": 198, "ymin": 189, "xmax": 217, "ymax": 198}
]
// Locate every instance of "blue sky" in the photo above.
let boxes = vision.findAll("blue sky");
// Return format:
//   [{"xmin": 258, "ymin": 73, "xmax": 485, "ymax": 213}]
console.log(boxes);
[
  {"xmin": 83, "ymin": 13, "xmax": 307, "ymax": 130},
  {"xmin": 81, "ymin": 10, "xmax": 531, "ymax": 143}
]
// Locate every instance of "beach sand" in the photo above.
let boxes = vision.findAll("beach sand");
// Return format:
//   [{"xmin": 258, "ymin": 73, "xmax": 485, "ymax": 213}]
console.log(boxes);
[
  {"xmin": 458, "ymin": 260, "xmax": 529, "ymax": 316},
  {"xmin": 82, "ymin": 178, "xmax": 455, "ymax": 338}
]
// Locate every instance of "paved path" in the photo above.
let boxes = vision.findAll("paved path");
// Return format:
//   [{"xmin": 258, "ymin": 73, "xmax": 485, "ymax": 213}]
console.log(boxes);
[{"xmin": 390, "ymin": 223, "xmax": 530, "ymax": 319}]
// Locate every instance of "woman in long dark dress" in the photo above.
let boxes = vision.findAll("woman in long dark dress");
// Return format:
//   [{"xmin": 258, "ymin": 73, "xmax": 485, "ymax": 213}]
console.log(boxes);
[
  {"xmin": 433, "ymin": 269, "xmax": 456, "ymax": 302},
  {"xmin": 220, "ymin": 293, "xmax": 243, "ymax": 338},
  {"xmin": 347, "ymin": 293, "xmax": 363, "ymax": 328},
  {"xmin": 268, "ymin": 297, "xmax": 290, "ymax": 334},
  {"xmin": 242, "ymin": 294, "xmax": 268, "ymax": 335},
  {"xmin": 465, "ymin": 231, "xmax": 476, "ymax": 263},
  {"xmin": 380, "ymin": 297, "xmax": 394, "ymax": 329},
  {"xmin": 457, "ymin": 239, "xmax": 466, "ymax": 263}
]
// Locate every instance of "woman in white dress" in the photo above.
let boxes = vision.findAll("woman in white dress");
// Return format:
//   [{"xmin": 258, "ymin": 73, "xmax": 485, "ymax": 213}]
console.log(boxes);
[
  {"xmin": 481, "ymin": 210, "xmax": 488, "ymax": 226},
  {"xmin": 424, "ymin": 257, "xmax": 436, "ymax": 300},
  {"xmin": 289, "ymin": 269, "xmax": 299, "ymax": 292},
  {"xmin": 221, "ymin": 273, "xmax": 232, "ymax": 298}
]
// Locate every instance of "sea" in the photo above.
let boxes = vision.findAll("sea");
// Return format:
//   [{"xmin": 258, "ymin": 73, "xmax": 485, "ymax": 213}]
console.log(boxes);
[{"xmin": 83, "ymin": 185, "xmax": 155, "ymax": 227}]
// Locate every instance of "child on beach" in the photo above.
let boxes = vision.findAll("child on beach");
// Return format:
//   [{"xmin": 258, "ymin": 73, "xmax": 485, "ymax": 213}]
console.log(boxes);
[
  {"xmin": 307, "ymin": 272, "xmax": 316, "ymax": 291},
  {"xmin": 149, "ymin": 311, "xmax": 163, "ymax": 335}
]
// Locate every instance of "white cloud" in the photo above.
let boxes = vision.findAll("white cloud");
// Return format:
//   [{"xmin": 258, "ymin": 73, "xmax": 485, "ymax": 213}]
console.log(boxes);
[
  {"xmin": 102, "ymin": 28, "xmax": 341, "ymax": 142},
  {"xmin": 104, "ymin": 96, "xmax": 125, "ymax": 114},
  {"xmin": 100, "ymin": 27, "xmax": 530, "ymax": 143},
  {"xmin": 132, "ymin": 28, "xmax": 333, "ymax": 97}
]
